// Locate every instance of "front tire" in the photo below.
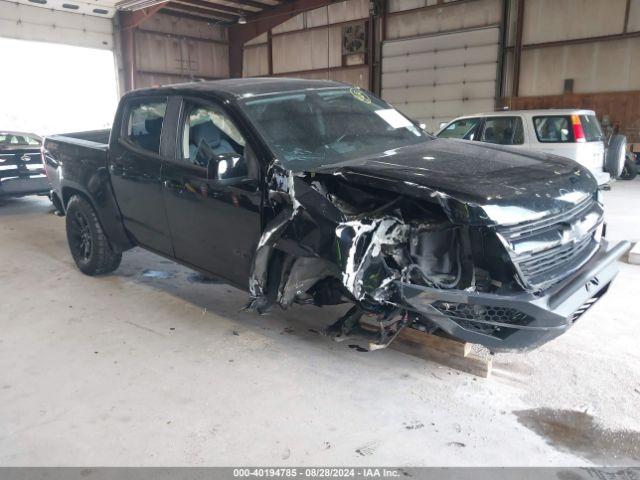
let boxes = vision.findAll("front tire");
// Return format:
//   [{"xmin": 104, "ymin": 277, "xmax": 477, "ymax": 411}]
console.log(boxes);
[{"xmin": 65, "ymin": 195, "xmax": 122, "ymax": 275}]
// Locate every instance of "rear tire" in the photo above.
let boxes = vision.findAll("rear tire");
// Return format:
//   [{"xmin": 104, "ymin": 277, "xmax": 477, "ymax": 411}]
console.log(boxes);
[
  {"xmin": 65, "ymin": 195, "xmax": 122, "ymax": 275},
  {"xmin": 621, "ymin": 153, "xmax": 638, "ymax": 180},
  {"xmin": 605, "ymin": 134, "xmax": 627, "ymax": 179}
]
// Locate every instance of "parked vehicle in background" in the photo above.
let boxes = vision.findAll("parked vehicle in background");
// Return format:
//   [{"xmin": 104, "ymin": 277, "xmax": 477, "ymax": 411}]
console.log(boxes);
[
  {"xmin": 43, "ymin": 79, "xmax": 628, "ymax": 352},
  {"xmin": 436, "ymin": 110, "xmax": 626, "ymax": 186},
  {"xmin": 621, "ymin": 152, "xmax": 638, "ymax": 180},
  {"xmin": 0, "ymin": 131, "xmax": 50, "ymax": 199}
]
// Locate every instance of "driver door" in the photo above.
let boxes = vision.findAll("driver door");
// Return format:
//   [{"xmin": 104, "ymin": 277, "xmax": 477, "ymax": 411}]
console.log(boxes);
[{"xmin": 161, "ymin": 97, "xmax": 262, "ymax": 287}]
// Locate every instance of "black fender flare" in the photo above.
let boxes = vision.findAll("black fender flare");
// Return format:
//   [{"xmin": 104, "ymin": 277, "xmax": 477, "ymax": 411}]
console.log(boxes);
[{"xmin": 61, "ymin": 177, "xmax": 135, "ymax": 253}]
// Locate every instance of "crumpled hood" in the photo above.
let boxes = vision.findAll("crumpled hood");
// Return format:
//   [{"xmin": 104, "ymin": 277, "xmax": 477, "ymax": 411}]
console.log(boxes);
[{"xmin": 309, "ymin": 138, "xmax": 598, "ymax": 226}]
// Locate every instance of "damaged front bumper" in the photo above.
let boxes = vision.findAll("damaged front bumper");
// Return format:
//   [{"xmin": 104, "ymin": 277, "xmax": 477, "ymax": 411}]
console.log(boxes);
[{"xmin": 397, "ymin": 240, "xmax": 629, "ymax": 351}]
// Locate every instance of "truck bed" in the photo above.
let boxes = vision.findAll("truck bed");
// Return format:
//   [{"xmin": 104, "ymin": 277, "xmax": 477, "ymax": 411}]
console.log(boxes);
[
  {"xmin": 44, "ymin": 129, "xmax": 110, "ymax": 199},
  {"xmin": 44, "ymin": 129, "xmax": 110, "ymax": 171},
  {"xmin": 55, "ymin": 128, "xmax": 111, "ymax": 145}
]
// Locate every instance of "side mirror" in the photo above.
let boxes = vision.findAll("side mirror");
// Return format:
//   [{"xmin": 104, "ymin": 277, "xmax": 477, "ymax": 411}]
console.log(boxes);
[{"xmin": 207, "ymin": 153, "xmax": 244, "ymax": 181}]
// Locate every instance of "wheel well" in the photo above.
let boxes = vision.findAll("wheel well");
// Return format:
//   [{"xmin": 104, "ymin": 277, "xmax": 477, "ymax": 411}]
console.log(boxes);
[
  {"xmin": 61, "ymin": 186, "xmax": 134, "ymax": 253},
  {"xmin": 62, "ymin": 187, "xmax": 92, "ymax": 210}
]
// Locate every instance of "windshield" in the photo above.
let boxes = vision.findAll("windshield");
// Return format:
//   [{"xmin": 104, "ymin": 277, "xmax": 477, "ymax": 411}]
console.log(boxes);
[{"xmin": 239, "ymin": 87, "xmax": 431, "ymax": 169}]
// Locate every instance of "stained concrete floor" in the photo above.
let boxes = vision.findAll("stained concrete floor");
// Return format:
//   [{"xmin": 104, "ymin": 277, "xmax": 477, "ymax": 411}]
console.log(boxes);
[{"xmin": 1, "ymin": 179, "xmax": 639, "ymax": 466}]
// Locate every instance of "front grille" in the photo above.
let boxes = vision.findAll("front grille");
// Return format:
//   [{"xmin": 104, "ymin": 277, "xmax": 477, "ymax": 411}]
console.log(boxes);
[
  {"xmin": 497, "ymin": 198, "xmax": 603, "ymax": 290},
  {"xmin": 518, "ymin": 234, "xmax": 594, "ymax": 279},
  {"xmin": 499, "ymin": 197, "xmax": 595, "ymax": 239}
]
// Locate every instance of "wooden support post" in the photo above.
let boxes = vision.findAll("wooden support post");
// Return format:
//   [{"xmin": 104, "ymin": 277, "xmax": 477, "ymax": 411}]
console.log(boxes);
[
  {"xmin": 512, "ymin": 0, "xmax": 525, "ymax": 97},
  {"xmin": 624, "ymin": 0, "xmax": 631, "ymax": 33},
  {"xmin": 229, "ymin": 40, "xmax": 244, "ymax": 78},
  {"xmin": 267, "ymin": 30, "xmax": 273, "ymax": 76},
  {"xmin": 120, "ymin": 23, "xmax": 136, "ymax": 93}
]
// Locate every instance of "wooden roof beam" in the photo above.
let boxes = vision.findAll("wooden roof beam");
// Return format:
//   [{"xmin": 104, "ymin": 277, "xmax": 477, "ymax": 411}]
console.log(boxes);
[
  {"xmin": 167, "ymin": 1, "xmax": 236, "ymax": 20},
  {"xmin": 177, "ymin": 0, "xmax": 250, "ymax": 15}
]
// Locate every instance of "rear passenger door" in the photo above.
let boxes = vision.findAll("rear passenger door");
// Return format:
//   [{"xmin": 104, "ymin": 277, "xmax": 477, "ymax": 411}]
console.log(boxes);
[{"xmin": 109, "ymin": 97, "xmax": 173, "ymax": 255}]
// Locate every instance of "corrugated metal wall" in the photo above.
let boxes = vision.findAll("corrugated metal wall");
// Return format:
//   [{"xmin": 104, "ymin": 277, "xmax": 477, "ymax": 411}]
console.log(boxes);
[
  {"xmin": 518, "ymin": 38, "xmax": 640, "ymax": 96},
  {"xmin": 132, "ymin": 13, "xmax": 228, "ymax": 89},
  {"xmin": 503, "ymin": 0, "xmax": 640, "ymax": 97},
  {"xmin": 242, "ymin": 0, "xmax": 370, "ymax": 89}
]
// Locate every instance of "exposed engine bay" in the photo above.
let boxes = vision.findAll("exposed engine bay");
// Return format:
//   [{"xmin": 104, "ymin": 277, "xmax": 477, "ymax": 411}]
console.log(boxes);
[{"xmin": 245, "ymin": 162, "xmax": 614, "ymax": 353}]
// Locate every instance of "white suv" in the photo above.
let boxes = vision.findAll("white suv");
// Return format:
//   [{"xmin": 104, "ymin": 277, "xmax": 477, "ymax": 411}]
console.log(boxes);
[{"xmin": 436, "ymin": 109, "xmax": 625, "ymax": 186}]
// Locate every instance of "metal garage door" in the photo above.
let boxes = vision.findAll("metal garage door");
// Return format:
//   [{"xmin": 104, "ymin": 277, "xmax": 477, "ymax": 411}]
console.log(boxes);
[
  {"xmin": 0, "ymin": 0, "xmax": 114, "ymax": 50},
  {"xmin": 381, "ymin": 27, "xmax": 500, "ymax": 133}
]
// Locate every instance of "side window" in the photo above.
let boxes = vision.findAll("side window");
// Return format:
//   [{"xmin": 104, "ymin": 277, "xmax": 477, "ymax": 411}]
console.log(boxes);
[
  {"xmin": 181, "ymin": 103, "xmax": 249, "ymax": 179},
  {"xmin": 481, "ymin": 117, "xmax": 524, "ymax": 145},
  {"xmin": 125, "ymin": 99, "xmax": 167, "ymax": 154},
  {"xmin": 438, "ymin": 118, "xmax": 481, "ymax": 140},
  {"xmin": 533, "ymin": 116, "xmax": 572, "ymax": 143}
]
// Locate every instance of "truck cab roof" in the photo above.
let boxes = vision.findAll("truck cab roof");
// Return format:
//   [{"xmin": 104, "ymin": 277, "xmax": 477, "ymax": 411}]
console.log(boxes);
[{"xmin": 126, "ymin": 78, "xmax": 348, "ymax": 101}]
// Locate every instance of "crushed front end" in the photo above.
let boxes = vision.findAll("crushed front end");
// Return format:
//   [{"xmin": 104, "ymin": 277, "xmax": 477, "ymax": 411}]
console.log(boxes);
[{"xmin": 247, "ymin": 164, "xmax": 628, "ymax": 352}]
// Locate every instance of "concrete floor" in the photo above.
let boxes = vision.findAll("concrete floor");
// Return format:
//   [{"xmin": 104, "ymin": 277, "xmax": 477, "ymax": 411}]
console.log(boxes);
[{"xmin": 1, "ymin": 179, "xmax": 639, "ymax": 467}]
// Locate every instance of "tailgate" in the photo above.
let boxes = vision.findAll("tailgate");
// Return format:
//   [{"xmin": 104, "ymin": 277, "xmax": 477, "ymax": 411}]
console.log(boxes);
[{"xmin": 0, "ymin": 148, "xmax": 45, "ymax": 177}]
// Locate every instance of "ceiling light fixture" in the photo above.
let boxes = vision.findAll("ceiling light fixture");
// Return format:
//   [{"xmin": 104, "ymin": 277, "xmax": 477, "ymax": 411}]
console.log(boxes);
[{"xmin": 237, "ymin": 15, "xmax": 246, "ymax": 24}]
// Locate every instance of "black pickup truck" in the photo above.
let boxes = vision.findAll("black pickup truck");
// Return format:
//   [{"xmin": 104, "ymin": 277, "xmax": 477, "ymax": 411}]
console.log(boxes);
[{"xmin": 43, "ymin": 78, "xmax": 628, "ymax": 352}]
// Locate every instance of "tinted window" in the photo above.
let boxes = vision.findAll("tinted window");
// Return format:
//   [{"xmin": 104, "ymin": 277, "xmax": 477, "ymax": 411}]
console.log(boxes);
[
  {"xmin": 533, "ymin": 116, "xmax": 572, "ymax": 143},
  {"xmin": 240, "ymin": 87, "xmax": 429, "ymax": 170},
  {"xmin": 580, "ymin": 115, "xmax": 603, "ymax": 142},
  {"xmin": 481, "ymin": 117, "xmax": 524, "ymax": 145},
  {"xmin": 125, "ymin": 100, "xmax": 167, "ymax": 153},
  {"xmin": 438, "ymin": 118, "xmax": 481, "ymax": 140}
]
